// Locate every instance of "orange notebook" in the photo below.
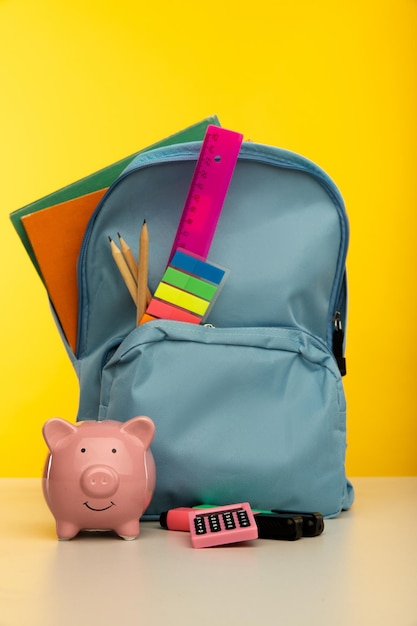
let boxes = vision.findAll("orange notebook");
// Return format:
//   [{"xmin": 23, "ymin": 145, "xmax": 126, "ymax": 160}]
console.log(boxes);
[{"xmin": 21, "ymin": 188, "xmax": 107, "ymax": 353}]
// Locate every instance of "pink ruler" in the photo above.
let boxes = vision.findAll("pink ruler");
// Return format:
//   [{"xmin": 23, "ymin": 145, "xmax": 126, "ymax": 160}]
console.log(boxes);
[{"xmin": 169, "ymin": 125, "xmax": 244, "ymax": 261}]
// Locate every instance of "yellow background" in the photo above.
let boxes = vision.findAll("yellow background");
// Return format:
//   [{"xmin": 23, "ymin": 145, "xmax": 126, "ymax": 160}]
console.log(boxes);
[{"xmin": 1, "ymin": 0, "xmax": 416, "ymax": 477}]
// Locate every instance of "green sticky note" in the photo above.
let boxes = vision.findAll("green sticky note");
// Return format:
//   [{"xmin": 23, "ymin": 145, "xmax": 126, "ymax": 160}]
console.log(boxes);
[{"xmin": 162, "ymin": 267, "xmax": 217, "ymax": 300}]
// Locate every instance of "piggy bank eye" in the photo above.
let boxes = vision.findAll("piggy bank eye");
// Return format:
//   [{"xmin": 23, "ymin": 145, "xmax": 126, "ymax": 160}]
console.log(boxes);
[
  {"xmin": 80, "ymin": 448, "xmax": 86, "ymax": 453},
  {"xmin": 112, "ymin": 448, "xmax": 117, "ymax": 454}
]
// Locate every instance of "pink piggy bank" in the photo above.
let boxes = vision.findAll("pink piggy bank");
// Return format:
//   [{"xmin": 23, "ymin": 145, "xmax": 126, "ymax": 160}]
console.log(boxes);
[{"xmin": 42, "ymin": 416, "xmax": 156, "ymax": 540}]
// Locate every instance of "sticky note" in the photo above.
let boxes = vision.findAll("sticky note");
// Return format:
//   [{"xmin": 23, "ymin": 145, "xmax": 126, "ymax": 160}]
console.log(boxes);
[
  {"xmin": 140, "ymin": 250, "xmax": 228, "ymax": 325},
  {"xmin": 170, "ymin": 250, "xmax": 226, "ymax": 285},
  {"xmin": 146, "ymin": 300, "xmax": 202, "ymax": 324},
  {"xmin": 162, "ymin": 267, "xmax": 217, "ymax": 300},
  {"xmin": 153, "ymin": 283, "xmax": 210, "ymax": 316}
]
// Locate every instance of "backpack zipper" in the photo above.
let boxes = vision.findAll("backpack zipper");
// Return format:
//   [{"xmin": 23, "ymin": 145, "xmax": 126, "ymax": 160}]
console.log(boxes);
[{"xmin": 332, "ymin": 311, "xmax": 346, "ymax": 376}]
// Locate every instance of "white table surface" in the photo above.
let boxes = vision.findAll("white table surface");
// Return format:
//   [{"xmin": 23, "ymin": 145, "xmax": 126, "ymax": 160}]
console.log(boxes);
[{"xmin": 1, "ymin": 477, "xmax": 416, "ymax": 626}]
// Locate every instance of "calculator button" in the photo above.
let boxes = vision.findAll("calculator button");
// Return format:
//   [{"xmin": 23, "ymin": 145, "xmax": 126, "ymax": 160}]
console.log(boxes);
[
  {"xmin": 222, "ymin": 511, "xmax": 236, "ymax": 530},
  {"xmin": 237, "ymin": 510, "xmax": 250, "ymax": 527},
  {"xmin": 194, "ymin": 516, "xmax": 207, "ymax": 535},
  {"xmin": 208, "ymin": 514, "xmax": 222, "ymax": 532}
]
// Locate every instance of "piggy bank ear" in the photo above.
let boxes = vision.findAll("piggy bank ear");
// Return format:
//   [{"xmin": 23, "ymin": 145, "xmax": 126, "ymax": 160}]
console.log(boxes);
[
  {"xmin": 121, "ymin": 416, "xmax": 155, "ymax": 450},
  {"xmin": 42, "ymin": 418, "xmax": 77, "ymax": 452}
]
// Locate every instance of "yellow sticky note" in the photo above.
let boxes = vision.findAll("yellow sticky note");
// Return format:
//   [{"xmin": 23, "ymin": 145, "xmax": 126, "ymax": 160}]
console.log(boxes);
[{"xmin": 153, "ymin": 283, "xmax": 210, "ymax": 316}]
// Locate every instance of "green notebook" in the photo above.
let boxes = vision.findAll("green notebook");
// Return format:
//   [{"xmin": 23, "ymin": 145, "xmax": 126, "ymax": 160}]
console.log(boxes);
[{"xmin": 10, "ymin": 115, "xmax": 220, "ymax": 275}]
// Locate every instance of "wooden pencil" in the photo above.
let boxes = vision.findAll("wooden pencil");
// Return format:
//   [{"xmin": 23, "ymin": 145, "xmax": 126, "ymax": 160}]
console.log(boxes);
[
  {"xmin": 136, "ymin": 220, "xmax": 149, "ymax": 324},
  {"xmin": 108, "ymin": 236, "xmax": 137, "ymax": 303},
  {"xmin": 117, "ymin": 231, "xmax": 152, "ymax": 304},
  {"xmin": 117, "ymin": 232, "xmax": 138, "ymax": 283}
]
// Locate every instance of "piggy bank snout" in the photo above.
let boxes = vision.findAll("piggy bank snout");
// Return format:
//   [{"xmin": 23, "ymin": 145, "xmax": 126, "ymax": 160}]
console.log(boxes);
[{"xmin": 80, "ymin": 465, "xmax": 120, "ymax": 498}]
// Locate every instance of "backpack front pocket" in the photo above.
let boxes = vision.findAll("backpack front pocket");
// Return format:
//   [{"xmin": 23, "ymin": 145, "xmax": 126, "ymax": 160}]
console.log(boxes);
[{"xmin": 99, "ymin": 322, "xmax": 352, "ymax": 518}]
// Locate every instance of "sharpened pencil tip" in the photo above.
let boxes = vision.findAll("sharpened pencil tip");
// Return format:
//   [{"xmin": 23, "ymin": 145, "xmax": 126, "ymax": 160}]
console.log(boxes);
[{"xmin": 108, "ymin": 236, "xmax": 112, "ymax": 242}]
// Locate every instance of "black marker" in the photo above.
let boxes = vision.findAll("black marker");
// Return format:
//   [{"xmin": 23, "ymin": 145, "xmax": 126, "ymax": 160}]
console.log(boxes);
[
  {"xmin": 271, "ymin": 510, "xmax": 324, "ymax": 537},
  {"xmin": 254, "ymin": 513, "xmax": 303, "ymax": 541}
]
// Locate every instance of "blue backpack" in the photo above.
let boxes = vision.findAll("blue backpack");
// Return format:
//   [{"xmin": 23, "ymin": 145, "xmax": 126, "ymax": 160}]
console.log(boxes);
[{"xmin": 72, "ymin": 139, "xmax": 353, "ymax": 518}]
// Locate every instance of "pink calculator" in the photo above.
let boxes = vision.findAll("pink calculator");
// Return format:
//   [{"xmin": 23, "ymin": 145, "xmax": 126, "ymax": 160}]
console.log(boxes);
[{"xmin": 188, "ymin": 503, "xmax": 258, "ymax": 548}]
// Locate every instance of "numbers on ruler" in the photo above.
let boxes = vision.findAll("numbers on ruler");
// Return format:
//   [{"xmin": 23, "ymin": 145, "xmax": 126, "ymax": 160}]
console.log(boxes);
[
  {"xmin": 172, "ymin": 125, "xmax": 242, "ymax": 257},
  {"xmin": 180, "ymin": 139, "xmax": 223, "ymax": 239},
  {"xmin": 207, "ymin": 130, "xmax": 219, "ymax": 142}
]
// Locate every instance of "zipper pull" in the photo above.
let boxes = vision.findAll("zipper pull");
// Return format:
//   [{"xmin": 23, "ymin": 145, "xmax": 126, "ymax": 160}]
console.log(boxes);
[{"xmin": 333, "ymin": 311, "xmax": 347, "ymax": 376}]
